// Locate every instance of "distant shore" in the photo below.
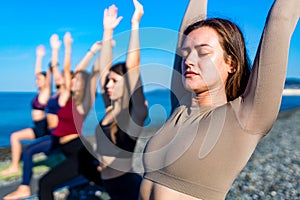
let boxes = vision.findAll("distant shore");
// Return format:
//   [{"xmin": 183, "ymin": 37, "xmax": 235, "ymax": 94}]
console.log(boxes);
[
  {"xmin": 283, "ymin": 89, "xmax": 300, "ymax": 95},
  {"xmin": 0, "ymin": 108, "xmax": 299, "ymax": 199}
]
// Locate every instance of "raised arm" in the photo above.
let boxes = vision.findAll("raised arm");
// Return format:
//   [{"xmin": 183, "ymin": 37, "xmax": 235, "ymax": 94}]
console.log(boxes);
[
  {"xmin": 35, "ymin": 45, "xmax": 50, "ymax": 90},
  {"xmin": 123, "ymin": 0, "xmax": 147, "ymax": 122},
  {"xmin": 99, "ymin": 4, "xmax": 123, "ymax": 90},
  {"xmin": 74, "ymin": 41, "xmax": 102, "ymax": 73},
  {"xmin": 238, "ymin": 0, "xmax": 299, "ymax": 133},
  {"xmin": 55, "ymin": 32, "xmax": 72, "ymax": 107},
  {"xmin": 49, "ymin": 34, "xmax": 62, "ymax": 89},
  {"xmin": 171, "ymin": 0, "xmax": 208, "ymax": 112},
  {"xmin": 63, "ymin": 32, "xmax": 72, "ymax": 92},
  {"xmin": 35, "ymin": 45, "xmax": 46, "ymax": 75},
  {"xmin": 80, "ymin": 41, "xmax": 103, "ymax": 113},
  {"xmin": 126, "ymin": 0, "xmax": 143, "ymax": 70},
  {"xmin": 35, "ymin": 45, "xmax": 51, "ymax": 103}
]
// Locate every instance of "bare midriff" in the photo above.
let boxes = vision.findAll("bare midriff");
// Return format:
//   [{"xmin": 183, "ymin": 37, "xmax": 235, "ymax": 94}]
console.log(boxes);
[
  {"xmin": 47, "ymin": 114, "xmax": 59, "ymax": 129},
  {"xmin": 140, "ymin": 179, "xmax": 203, "ymax": 200},
  {"xmin": 59, "ymin": 134, "xmax": 79, "ymax": 144},
  {"xmin": 32, "ymin": 109, "xmax": 46, "ymax": 121}
]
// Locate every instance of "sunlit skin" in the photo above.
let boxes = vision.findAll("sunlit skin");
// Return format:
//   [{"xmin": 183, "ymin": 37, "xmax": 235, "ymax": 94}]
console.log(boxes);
[
  {"xmin": 71, "ymin": 73, "xmax": 82, "ymax": 95},
  {"xmin": 2, "ymin": 46, "xmax": 50, "ymax": 199},
  {"xmin": 106, "ymin": 71, "xmax": 124, "ymax": 101},
  {"xmin": 35, "ymin": 74, "xmax": 47, "ymax": 89},
  {"xmin": 140, "ymin": 27, "xmax": 236, "ymax": 200},
  {"xmin": 32, "ymin": 74, "xmax": 48, "ymax": 121},
  {"xmin": 181, "ymin": 26, "xmax": 235, "ymax": 107}
]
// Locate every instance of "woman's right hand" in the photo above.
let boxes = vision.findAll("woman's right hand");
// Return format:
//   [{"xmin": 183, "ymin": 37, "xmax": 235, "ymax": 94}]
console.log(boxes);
[
  {"xmin": 36, "ymin": 45, "xmax": 46, "ymax": 57},
  {"xmin": 50, "ymin": 34, "xmax": 61, "ymax": 50},
  {"xmin": 103, "ymin": 4, "xmax": 123, "ymax": 31},
  {"xmin": 131, "ymin": 0, "xmax": 144, "ymax": 25},
  {"xmin": 63, "ymin": 32, "xmax": 73, "ymax": 48}
]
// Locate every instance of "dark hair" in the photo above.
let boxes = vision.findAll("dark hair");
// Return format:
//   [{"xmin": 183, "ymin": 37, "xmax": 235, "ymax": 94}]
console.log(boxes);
[
  {"xmin": 38, "ymin": 71, "xmax": 47, "ymax": 77},
  {"xmin": 104, "ymin": 62, "xmax": 127, "ymax": 97},
  {"xmin": 73, "ymin": 70, "xmax": 90, "ymax": 106},
  {"xmin": 110, "ymin": 62, "xmax": 127, "ymax": 76},
  {"xmin": 183, "ymin": 18, "xmax": 251, "ymax": 101},
  {"xmin": 105, "ymin": 62, "xmax": 136, "ymax": 111}
]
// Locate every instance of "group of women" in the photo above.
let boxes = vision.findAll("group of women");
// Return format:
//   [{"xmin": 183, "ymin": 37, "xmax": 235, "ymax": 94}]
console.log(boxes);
[{"xmin": 1, "ymin": 0, "xmax": 299, "ymax": 199}]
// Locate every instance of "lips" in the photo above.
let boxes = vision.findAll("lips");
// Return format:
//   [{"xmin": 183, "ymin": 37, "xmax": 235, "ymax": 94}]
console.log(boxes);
[{"xmin": 184, "ymin": 70, "xmax": 199, "ymax": 78}]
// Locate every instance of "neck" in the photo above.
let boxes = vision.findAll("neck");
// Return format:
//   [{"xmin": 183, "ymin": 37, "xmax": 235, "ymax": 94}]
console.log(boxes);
[{"xmin": 191, "ymin": 88, "xmax": 227, "ymax": 107}]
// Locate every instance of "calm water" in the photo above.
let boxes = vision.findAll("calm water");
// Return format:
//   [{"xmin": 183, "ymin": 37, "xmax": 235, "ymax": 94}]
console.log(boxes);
[{"xmin": 0, "ymin": 91, "xmax": 299, "ymax": 147}]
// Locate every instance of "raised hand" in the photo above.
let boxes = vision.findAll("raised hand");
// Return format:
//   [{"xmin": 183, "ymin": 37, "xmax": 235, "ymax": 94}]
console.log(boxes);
[
  {"xmin": 131, "ymin": 0, "xmax": 144, "ymax": 25},
  {"xmin": 36, "ymin": 45, "xmax": 46, "ymax": 57},
  {"xmin": 103, "ymin": 4, "xmax": 123, "ymax": 30},
  {"xmin": 90, "ymin": 41, "xmax": 102, "ymax": 54},
  {"xmin": 64, "ymin": 32, "xmax": 73, "ymax": 47},
  {"xmin": 50, "ymin": 34, "xmax": 61, "ymax": 50}
]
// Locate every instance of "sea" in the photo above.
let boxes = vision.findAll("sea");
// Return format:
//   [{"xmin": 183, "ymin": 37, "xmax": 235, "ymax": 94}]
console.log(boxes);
[{"xmin": 0, "ymin": 90, "xmax": 300, "ymax": 148}]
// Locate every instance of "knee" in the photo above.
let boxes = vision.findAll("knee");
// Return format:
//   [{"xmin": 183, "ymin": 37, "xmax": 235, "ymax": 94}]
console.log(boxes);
[{"xmin": 10, "ymin": 132, "xmax": 20, "ymax": 143}]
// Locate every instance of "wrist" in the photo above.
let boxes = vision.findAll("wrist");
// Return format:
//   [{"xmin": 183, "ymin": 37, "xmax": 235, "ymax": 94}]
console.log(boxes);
[
  {"xmin": 88, "ymin": 49, "xmax": 96, "ymax": 55},
  {"xmin": 131, "ymin": 20, "xmax": 140, "ymax": 28}
]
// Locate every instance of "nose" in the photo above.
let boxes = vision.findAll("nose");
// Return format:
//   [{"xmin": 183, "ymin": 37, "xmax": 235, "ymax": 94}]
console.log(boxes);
[
  {"xmin": 184, "ymin": 49, "xmax": 197, "ymax": 68},
  {"xmin": 106, "ymin": 79, "xmax": 113, "ymax": 89},
  {"xmin": 182, "ymin": 49, "xmax": 197, "ymax": 72}
]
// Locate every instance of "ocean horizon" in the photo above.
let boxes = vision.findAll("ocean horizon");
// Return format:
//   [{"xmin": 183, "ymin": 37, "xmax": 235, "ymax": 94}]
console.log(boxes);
[{"xmin": 0, "ymin": 90, "xmax": 300, "ymax": 147}]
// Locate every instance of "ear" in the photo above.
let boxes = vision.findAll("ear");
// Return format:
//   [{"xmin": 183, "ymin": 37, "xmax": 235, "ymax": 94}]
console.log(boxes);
[{"xmin": 226, "ymin": 56, "xmax": 236, "ymax": 74}]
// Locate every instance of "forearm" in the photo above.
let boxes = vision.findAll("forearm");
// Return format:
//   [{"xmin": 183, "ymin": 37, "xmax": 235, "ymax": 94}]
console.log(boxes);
[
  {"xmin": 35, "ymin": 56, "xmax": 43, "ymax": 75},
  {"xmin": 51, "ymin": 48, "xmax": 59, "ymax": 67},
  {"xmin": 75, "ymin": 50, "xmax": 96, "ymax": 72},
  {"xmin": 126, "ymin": 22, "xmax": 140, "ymax": 70},
  {"xmin": 171, "ymin": 0, "xmax": 208, "ymax": 111},
  {"xmin": 99, "ymin": 29, "xmax": 113, "ymax": 87},
  {"xmin": 178, "ymin": 0, "xmax": 208, "ymax": 48}
]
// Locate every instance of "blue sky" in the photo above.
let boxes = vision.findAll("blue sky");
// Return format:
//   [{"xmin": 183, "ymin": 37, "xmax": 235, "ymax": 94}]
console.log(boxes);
[{"xmin": 0, "ymin": 0, "xmax": 299, "ymax": 92}]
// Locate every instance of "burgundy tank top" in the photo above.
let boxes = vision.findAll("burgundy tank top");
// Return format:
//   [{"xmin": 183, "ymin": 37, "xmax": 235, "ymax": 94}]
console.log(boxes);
[
  {"xmin": 31, "ymin": 95, "xmax": 47, "ymax": 111},
  {"xmin": 52, "ymin": 98, "xmax": 84, "ymax": 137}
]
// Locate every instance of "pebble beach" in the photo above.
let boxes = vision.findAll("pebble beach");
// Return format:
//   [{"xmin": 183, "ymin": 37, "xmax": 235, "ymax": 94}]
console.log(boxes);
[{"xmin": 0, "ymin": 108, "xmax": 299, "ymax": 199}]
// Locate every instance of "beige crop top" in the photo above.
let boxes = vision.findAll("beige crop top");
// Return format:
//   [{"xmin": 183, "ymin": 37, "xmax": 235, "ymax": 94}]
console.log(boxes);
[{"xmin": 143, "ymin": 0, "xmax": 300, "ymax": 199}]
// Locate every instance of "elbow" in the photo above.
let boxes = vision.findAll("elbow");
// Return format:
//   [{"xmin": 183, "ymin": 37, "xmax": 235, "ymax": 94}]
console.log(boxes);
[{"xmin": 137, "ymin": 104, "xmax": 149, "ymax": 122}]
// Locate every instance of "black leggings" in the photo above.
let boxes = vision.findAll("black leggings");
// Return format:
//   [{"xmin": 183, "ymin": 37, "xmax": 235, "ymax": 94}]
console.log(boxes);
[
  {"xmin": 103, "ymin": 173, "xmax": 142, "ymax": 200},
  {"xmin": 38, "ymin": 137, "xmax": 102, "ymax": 200}
]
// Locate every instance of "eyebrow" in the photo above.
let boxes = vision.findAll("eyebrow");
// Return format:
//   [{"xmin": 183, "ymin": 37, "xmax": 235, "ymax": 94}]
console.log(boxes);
[
  {"xmin": 195, "ymin": 44, "xmax": 212, "ymax": 49},
  {"xmin": 181, "ymin": 44, "xmax": 212, "ymax": 50}
]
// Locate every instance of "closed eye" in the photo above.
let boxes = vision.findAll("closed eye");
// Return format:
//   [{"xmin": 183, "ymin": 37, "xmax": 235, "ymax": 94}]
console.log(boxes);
[
  {"xmin": 178, "ymin": 47, "xmax": 190, "ymax": 58},
  {"xmin": 195, "ymin": 45, "xmax": 212, "ymax": 57}
]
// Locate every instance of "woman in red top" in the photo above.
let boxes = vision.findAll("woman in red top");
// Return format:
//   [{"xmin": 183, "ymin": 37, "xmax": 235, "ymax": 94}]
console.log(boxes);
[{"xmin": 38, "ymin": 32, "xmax": 104, "ymax": 200}]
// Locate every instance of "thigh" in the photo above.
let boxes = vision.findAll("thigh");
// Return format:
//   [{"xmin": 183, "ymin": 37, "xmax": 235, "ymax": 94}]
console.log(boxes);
[
  {"xmin": 104, "ymin": 173, "xmax": 142, "ymax": 200},
  {"xmin": 11, "ymin": 128, "xmax": 35, "ymax": 140},
  {"xmin": 22, "ymin": 136, "xmax": 52, "ymax": 156},
  {"xmin": 32, "ymin": 119, "xmax": 48, "ymax": 138},
  {"xmin": 78, "ymin": 147, "xmax": 102, "ymax": 186},
  {"xmin": 41, "ymin": 155, "xmax": 80, "ymax": 188}
]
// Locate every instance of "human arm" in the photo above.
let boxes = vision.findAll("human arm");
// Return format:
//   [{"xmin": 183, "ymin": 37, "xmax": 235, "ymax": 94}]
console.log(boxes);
[
  {"xmin": 171, "ymin": 0, "xmax": 208, "ymax": 111},
  {"xmin": 112, "ymin": 0, "xmax": 147, "ymax": 140},
  {"xmin": 99, "ymin": 4, "xmax": 123, "ymax": 92},
  {"xmin": 58, "ymin": 32, "xmax": 72, "ymax": 107},
  {"xmin": 35, "ymin": 45, "xmax": 46, "ymax": 75},
  {"xmin": 49, "ymin": 33, "xmax": 62, "ymax": 89},
  {"xmin": 35, "ymin": 45, "xmax": 51, "ymax": 103},
  {"xmin": 123, "ymin": 0, "xmax": 147, "ymax": 124},
  {"xmin": 237, "ymin": 0, "xmax": 299, "ymax": 133},
  {"xmin": 74, "ymin": 41, "xmax": 102, "ymax": 73},
  {"xmin": 80, "ymin": 41, "xmax": 103, "ymax": 113}
]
